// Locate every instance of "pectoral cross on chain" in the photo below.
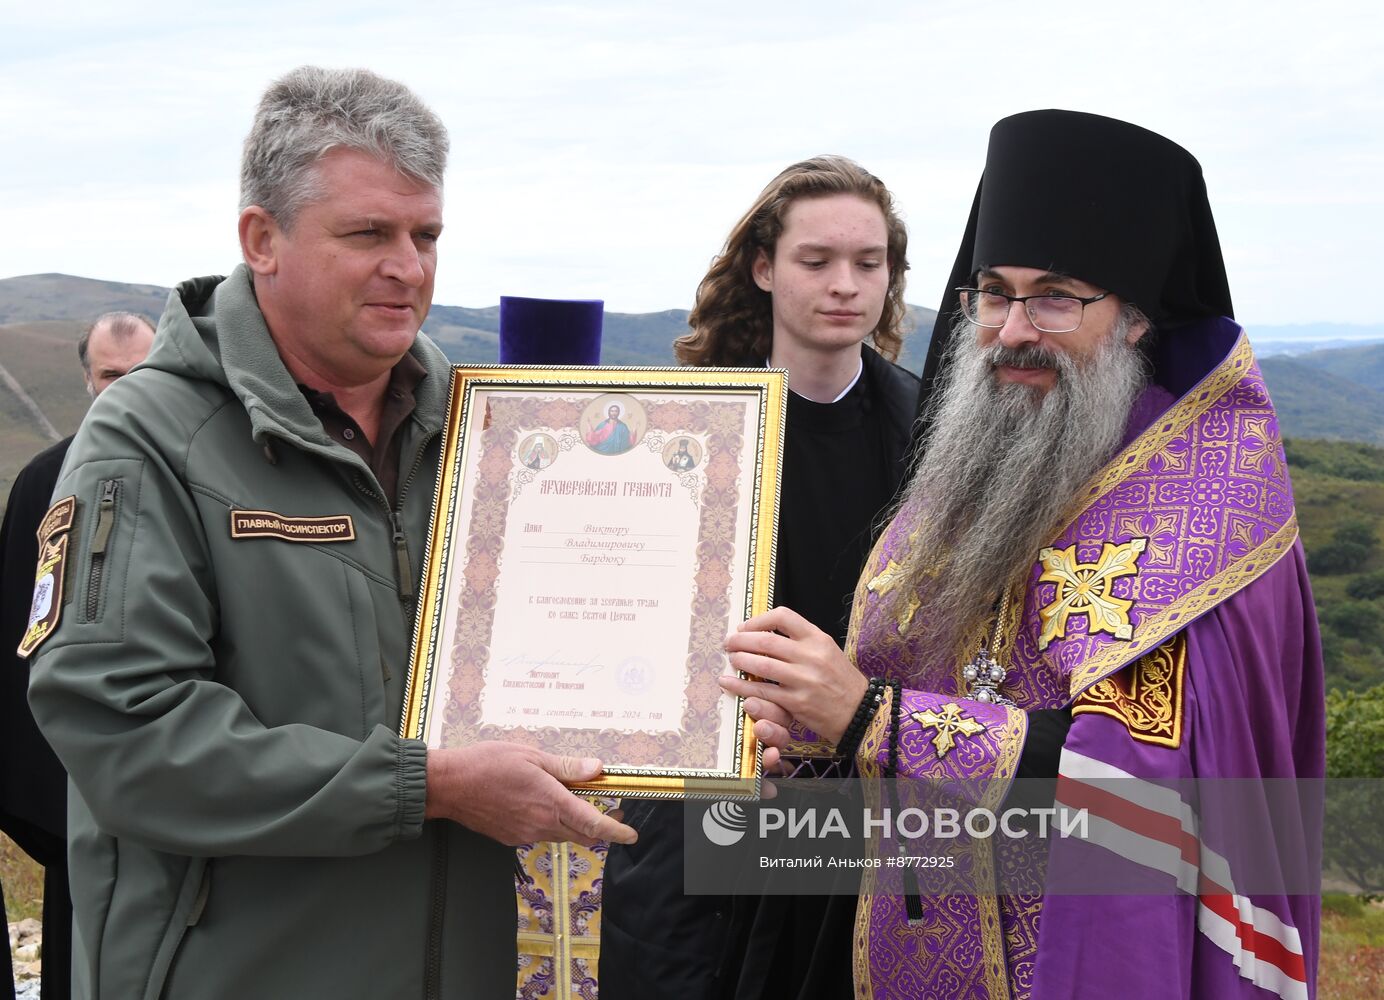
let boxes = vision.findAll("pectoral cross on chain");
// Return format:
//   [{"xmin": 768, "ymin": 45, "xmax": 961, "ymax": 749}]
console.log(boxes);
[{"xmin": 910, "ymin": 702, "xmax": 987, "ymax": 759}]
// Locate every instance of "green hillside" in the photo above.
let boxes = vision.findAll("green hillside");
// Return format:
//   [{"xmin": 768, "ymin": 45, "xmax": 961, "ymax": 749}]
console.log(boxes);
[
  {"xmin": 1261, "ymin": 355, "xmax": 1384, "ymax": 445},
  {"xmin": 1287, "ymin": 438, "xmax": 1384, "ymax": 690}
]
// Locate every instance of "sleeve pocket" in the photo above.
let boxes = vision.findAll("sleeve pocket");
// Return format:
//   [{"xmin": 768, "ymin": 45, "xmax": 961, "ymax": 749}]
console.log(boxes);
[{"xmin": 71, "ymin": 458, "xmax": 145, "ymax": 636}]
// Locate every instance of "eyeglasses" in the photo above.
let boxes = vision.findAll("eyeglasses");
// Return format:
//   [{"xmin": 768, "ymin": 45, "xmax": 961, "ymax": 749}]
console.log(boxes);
[{"xmin": 957, "ymin": 287, "xmax": 1109, "ymax": 335}]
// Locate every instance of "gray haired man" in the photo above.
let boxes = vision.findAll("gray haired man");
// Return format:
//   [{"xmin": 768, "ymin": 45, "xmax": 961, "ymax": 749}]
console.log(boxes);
[
  {"xmin": 77, "ymin": 311, "xmax": 155, "ymax": 397},
  {"xmin": 28, "ymin": 66, "xmax": 634, "ymax": 999}
]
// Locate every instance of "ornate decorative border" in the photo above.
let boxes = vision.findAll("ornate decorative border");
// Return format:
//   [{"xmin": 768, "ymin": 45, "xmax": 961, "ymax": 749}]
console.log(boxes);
[
  {"xmin": 1073, "ymin": 633, "xmax": 1187, "ymax": 747},
  {"xmin": 440, "ymin": 394, "xmax": 746, "ymax": 771},
  {"xmin": 401, "ymin": 367, "xmax": 788, "ymax": 799},
  {"xmin": 1062, "ymin": 516, "xmax": 1296, "ymax": 696}
]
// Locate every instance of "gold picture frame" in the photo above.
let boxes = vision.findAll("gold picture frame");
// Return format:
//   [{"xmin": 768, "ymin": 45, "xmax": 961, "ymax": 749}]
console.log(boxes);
[{"xmin": 400, "ymin": 365, "xmax": 786, "ymax": 800}]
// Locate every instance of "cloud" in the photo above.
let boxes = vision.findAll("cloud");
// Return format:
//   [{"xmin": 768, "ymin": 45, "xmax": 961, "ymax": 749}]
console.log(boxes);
[{"xmin": 2, "ymin": 0, "xmax": 1381, "ymax": 321}]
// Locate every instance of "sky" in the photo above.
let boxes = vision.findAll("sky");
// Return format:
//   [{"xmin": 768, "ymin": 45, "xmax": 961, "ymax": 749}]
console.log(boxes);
[{"xmin": 2, "ymin": 0, "xmax": 1381, "ymax": 325}]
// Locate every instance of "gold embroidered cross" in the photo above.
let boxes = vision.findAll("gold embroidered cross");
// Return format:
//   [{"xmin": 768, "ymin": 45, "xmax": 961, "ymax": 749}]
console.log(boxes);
[
  {"xmin": 910, "ymin": 702, "xmax": 987, "ymax": 759},
  {"xmin": 867, "ymin": 557, "xmax": 920, "ymax": 631},
  {"xmin": 1036, "ymin": 538, "xmax": 1146, "ymax": 650}
]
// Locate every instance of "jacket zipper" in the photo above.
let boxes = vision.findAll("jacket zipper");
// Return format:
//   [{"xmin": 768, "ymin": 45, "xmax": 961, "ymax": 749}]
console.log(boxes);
[
  {"xmin": 353, "ymin": 430, "xmax": 438, "ymax": 602},
  {"xmin": 392, "ymin": 432, "xmax": 449, "ymax": 1000},
  {"xmin": 86, "ymin": 479, "xmax": 120, "ymax": 620},
  {"xmin": 389, "ymin": 511, "xmax": 413, "ymax": 601},
  {"xmin": 346, "ymin": 431, "xmax": 446, "ymax": 998},
  {"xmin": 392, "ymin": 436, "xmax": 439, "ymax": 602}
]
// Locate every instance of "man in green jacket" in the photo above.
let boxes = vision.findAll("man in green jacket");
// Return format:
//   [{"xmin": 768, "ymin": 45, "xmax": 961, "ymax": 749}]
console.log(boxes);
[{"xmin": 26, "ymin": 66, "xmax": 635, "ymax": 999}]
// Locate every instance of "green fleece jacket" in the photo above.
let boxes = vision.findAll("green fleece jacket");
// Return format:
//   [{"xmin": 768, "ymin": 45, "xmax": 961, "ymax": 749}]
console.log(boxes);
[{"xmin": 29, "ymin": 267, "xmax": 515, "ymax": 999}]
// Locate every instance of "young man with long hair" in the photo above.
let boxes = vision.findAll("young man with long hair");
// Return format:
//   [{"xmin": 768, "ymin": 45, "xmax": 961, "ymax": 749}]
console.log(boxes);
[{"xmin": 601, "ymin": 155, "xmax": 920, "ymax": 999}]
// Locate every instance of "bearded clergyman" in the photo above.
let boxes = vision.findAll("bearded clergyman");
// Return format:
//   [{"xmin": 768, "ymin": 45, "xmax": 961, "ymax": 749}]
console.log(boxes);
[{"xmin": 721, "ymin": 110, "xmax": 1324, "ymax": 999}]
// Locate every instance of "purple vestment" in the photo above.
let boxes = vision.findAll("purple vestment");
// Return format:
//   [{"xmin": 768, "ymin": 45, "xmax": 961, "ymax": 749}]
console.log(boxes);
[{"xmin": 844, "ymin": 320, "xmax": 1324, "ymax": 999}]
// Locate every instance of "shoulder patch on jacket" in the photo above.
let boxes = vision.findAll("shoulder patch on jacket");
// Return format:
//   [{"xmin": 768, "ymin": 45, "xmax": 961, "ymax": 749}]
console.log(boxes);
[
  {"xmin": 1072, "ymin": 633, "xmax": 1187, "ymax": 748},
  {"xmin": 230, "ymin": 509, "xmax": 356, "ymax": 543},
  {"xmin": 19, "ymin": 495, "xmax": 77, "ymax": 658}
]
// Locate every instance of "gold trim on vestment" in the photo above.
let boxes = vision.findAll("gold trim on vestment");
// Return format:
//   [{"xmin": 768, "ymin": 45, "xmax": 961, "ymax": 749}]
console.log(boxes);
[
  {"xmin": 549, "ymin": 841, "xmax": 573, "ymax": 1000},
  {"xmin": 1062, "ymin": 334, "xmax": 1256, "ymax": 522},
  {"xmin": 1073, "ymin": 634, "xmax": 1187, "ymax": 748},
  {"xmin": 514, "ymin": 840, "xmax": 606, "ymax": 1000},
  {"xmin": 978, "ymin": 707, "xmax": 1026, "ymax": 1000},
  {"xmin": 852, "ymin": 685, "xmax": 892, "ymax": 1000},
  {"xmin": 846, "ymin": 530, "xmax": 892, "ymax": 662},
  {"xmin": 784, "ymin": 737, "xmax": 836, "ymax": 758},
  {"xmin": 1067, "ymin": 515, "xmax": 1296, "ymax": 696},
  {"xmin": 853, "ymin": 893, "xmax": 874, "ymax": 1000},
  {"xmin": 514, "ymin": 932, "xmax": 599, "ymax": 960},
  {"xmin": 987, "ymin": 706, "xmax": 1028, "ymax": 803},
  {"xmin": 993, "ymin": 581, "xmax": 1026, "ymax": 673}
]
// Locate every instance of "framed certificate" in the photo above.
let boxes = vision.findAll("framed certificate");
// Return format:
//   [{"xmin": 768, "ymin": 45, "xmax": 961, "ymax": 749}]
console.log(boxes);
[{"xmin": 401, "ymin": 366, "xmax": 786, "ymax": 800}]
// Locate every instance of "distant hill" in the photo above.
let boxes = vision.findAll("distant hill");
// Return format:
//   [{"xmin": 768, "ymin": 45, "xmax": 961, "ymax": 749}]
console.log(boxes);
[
  {"xmin": 424, "ymin": 302, "xmax": 939, "ymax": 370},
  {"xmin": 1253, "ymin": 321, "xmax": 1384, "ymax": 344},
  {"xmin": 0, "ymin": 272, "xmax": 938, "ymax": 369},
  {"xmin": 1260, "ymin": 356, "xmax": 1384, "ymax": 444},
  {"xmin": 422, "ymin": 303, "xmax": 699, "ymax": 367},
  {"xmin": 1254, "ymin": 338, "xmax": 1384, "ymax": 357},
  {"xmin": 0, "ymin": 273, "xmax": 940, "ymax": 500},
  {"xmin": 1260, "ymin": 346, "xmax": 1384, "ymax": 445},
  {"xmin": 5, "ymin": 271, "xmax": 1384, "ymax": 498},
  {"xmin": 0, "ymin": 273, "xmax": 168, "ymax": 325},
  {"xmin": 1295, "ymin": 342, "xmax": 1384, "ymax": 390},
  {"xmin": 0, "ymin": 318, "xmax": 91, "ymax": 500}
]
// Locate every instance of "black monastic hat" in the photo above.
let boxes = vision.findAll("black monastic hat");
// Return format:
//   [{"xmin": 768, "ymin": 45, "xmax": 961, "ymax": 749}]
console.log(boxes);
[{"xmin": 918, "ymin": 110, "xmax": 1234, "ymax": 431}]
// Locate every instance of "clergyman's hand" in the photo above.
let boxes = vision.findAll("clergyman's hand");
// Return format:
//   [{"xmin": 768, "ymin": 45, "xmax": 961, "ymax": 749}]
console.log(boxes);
[
  {"xmin": 425, "ymin": 742, "xmax": 637, "ymax": 847},
  {"xmin": 719, "ymin": 606, "xmax": 869, "ymax": 746}
]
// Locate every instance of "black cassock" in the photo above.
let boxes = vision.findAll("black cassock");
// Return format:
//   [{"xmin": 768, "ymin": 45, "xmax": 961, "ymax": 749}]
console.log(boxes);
[
  {"xmin": 601, "ymin": 348, "xmax": 919, "ymax": 1000},
  {"xmin": 1, "ymin": 436, "xmax": 75, "ymax": 1000}
]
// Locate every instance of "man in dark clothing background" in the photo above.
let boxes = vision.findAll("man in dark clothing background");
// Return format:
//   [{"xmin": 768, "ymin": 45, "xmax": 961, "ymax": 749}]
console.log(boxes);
[{"xmin": 1, "ymin": 311, "xmax": 154, "ymax": 1000}]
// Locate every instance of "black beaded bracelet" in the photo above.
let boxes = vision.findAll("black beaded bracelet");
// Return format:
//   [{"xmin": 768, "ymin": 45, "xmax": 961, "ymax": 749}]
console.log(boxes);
[{"xmin": 835, "ymin": 676, "xmax": 887, "ymax": 760}]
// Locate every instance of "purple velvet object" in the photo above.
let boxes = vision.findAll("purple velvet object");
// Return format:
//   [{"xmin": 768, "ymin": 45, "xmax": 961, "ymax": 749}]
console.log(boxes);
[{"xmin": 499, "ymin": 296, "xmax": 603, "ymax": 366}]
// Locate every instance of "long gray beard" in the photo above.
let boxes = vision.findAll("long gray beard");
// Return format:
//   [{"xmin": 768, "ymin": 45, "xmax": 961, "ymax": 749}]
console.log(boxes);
[{"xmin": 891, "ymin": 314, "xmax": 1148, "ymax": 660}]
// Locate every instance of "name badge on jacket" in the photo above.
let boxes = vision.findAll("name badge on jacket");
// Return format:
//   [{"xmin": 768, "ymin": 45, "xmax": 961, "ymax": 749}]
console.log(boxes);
[{"xmin": 229, "ymin": 509, "xmax": 356, "ymax": 543}]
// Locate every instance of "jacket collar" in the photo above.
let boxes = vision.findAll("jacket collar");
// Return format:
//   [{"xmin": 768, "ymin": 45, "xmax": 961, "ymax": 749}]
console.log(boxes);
[{"xmin": 168, "ymin": 266, "xmax": 450, "ymax": 456}]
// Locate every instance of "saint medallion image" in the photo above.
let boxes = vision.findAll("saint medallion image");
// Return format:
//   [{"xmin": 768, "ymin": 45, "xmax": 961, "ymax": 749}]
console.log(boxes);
[
  {"xmin": 661, "ymin": 436, "xmax": 702, "ymax": 472},
  {"xmin": 517, "ymin": 432, "xmax": 558, "ymax": 471},
  {"xmin": 580, "ymin": 393, "xmax": 646, "ymax": 456}
]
